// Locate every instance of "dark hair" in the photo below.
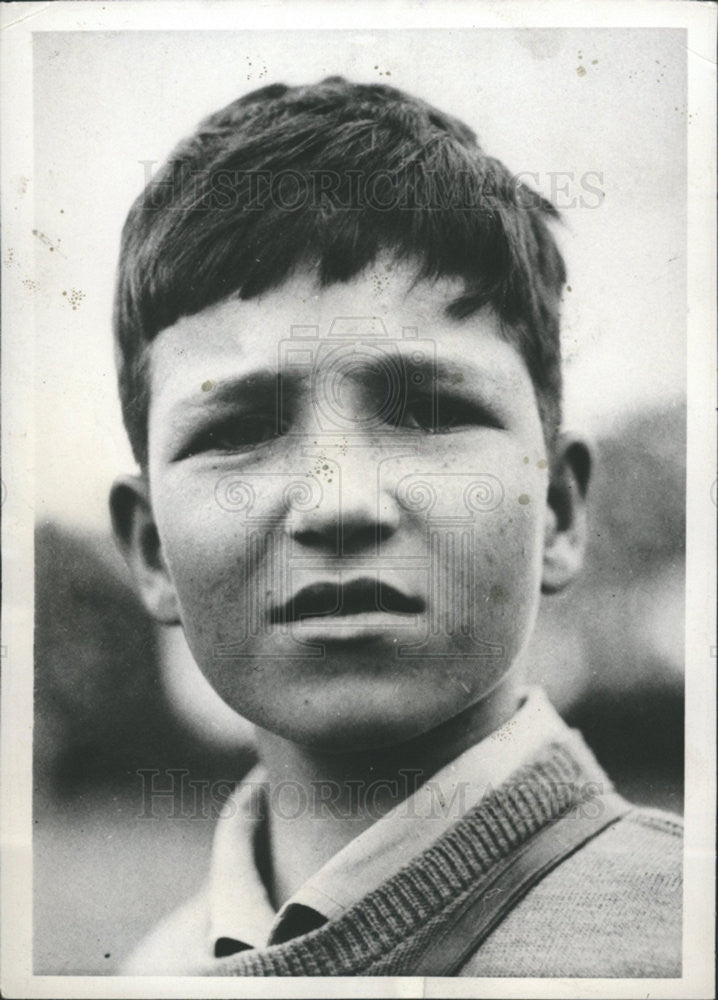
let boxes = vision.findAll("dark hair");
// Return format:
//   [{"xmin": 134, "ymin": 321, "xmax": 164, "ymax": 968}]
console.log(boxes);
[{"xmin": 114, "ymin": 77, "xmax": 566, "ymax": 466}]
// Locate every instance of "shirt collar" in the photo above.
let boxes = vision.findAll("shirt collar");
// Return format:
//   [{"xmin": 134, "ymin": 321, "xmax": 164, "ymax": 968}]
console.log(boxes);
[
  {"xmin": 208, "ymin": 766, "xmax": 275, "ymax": 950},
  {"xmin": 208, "ymin": 686, "xmax": 573, "ymax": 951}
]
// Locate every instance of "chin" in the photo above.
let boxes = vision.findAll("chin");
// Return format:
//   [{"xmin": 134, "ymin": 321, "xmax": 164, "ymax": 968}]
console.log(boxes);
[{"xmin": 270, "ymin": 692, "xmax": 463, "ymax": 755}]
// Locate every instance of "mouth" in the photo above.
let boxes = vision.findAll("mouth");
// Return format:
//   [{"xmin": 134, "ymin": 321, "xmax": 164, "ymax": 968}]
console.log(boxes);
[{"xmin": 270, "ymin": 578, "xmax": 425, "ymax": 625}]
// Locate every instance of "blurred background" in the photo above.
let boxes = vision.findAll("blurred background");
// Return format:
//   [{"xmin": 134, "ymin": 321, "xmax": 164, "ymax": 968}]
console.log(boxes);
[{"xmin": 27, "ymin": 27, "xmax": 686, "ymax": 974}]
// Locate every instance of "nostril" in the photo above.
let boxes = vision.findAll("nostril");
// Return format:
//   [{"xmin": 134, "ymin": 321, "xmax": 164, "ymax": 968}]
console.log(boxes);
[{"xmin": 292, "ymin": 526, "xmax": 339, "ymax": 551}]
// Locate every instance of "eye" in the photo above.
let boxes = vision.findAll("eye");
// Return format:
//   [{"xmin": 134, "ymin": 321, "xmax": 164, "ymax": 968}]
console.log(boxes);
[
  {"xmin": 180, "ymin": 413, "xmax": 286, "ymax": 458},
  {"xmin": 402, "ymin": 394, "xmax": 501, "ymax": 434}
]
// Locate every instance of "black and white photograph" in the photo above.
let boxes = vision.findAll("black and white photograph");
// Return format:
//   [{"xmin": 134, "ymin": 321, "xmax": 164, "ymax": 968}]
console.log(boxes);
[{"xmin": 1, "ymin": 2, "xmax": 715, "ymax": 997}]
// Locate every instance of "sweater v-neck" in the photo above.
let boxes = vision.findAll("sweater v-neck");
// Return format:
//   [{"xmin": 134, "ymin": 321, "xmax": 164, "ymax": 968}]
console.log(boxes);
[
  {"xmin": 201, "ymin": 730, "xmax": 609, "ymax": 976},
  {"xmin": 208, "ymin": 686, "xmax": 569, "ymax": 952}
]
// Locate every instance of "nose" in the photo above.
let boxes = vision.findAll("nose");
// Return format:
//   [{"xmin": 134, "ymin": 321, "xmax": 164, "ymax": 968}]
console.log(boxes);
[{"xmin": 286, "ymin": 447, "xmax": 401, "ymax": 555}]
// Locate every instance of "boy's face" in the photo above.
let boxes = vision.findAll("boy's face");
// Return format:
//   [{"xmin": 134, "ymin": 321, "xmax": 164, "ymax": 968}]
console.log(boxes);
[{"xmin": 137, "ymin": 262, "xmax": 554, "ymax": 751}]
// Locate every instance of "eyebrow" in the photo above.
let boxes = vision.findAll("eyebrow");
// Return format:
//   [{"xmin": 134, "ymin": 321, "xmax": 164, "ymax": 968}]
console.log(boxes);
[
  {"xmin": 166, "ymin": 368, "xmax": 283, "ymax": 422},
  {"xmin": 410, "ymin": 357, "xmax": 514, "ymax": 393}
]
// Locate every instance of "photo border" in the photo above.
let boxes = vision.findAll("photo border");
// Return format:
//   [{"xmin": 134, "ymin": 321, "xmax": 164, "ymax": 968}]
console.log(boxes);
[{"xmin": 1, "ymin": 2, "xmax": 715, "ymax": 997}]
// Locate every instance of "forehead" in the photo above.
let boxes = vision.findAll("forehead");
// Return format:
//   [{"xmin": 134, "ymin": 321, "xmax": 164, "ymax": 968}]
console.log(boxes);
[{"xmin": 147, "ymin": 262, "xmax": 533, "ymax": 406}]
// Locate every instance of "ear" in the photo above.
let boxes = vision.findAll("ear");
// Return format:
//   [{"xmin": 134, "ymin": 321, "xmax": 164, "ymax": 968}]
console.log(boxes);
[
  {"xmin": 109, "ymin": 474, "xmax": 181, "ymax": 624},
  {"xmin": 541, "ymin": 434, "xmax": 591, "ymax": 594}
]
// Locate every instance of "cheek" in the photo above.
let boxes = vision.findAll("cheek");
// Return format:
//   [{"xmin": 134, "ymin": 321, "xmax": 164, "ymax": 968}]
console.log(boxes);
[
  {"xmin": 152, "ymin": 475, "xmax": 257, "ymax": 634},
  {"xmin": 436, "ymin": 435, "xmax": 547, "ymax": 554},
  {"xmin": 491, "ymin": 491, "xmax": 546, "ymax": 635},
  {"xmin": 459, "ymin": 467, "xmax": 546, "ymax": 644}
]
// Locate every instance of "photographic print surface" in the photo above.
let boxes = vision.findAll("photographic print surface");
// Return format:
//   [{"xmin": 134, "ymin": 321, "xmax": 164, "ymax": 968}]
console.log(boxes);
[{"xmin": 1, "ymin": 2, "xmax": 715, "ymax": 998}]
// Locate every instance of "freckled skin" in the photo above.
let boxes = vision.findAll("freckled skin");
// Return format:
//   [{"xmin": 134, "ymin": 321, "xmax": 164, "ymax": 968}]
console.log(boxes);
[{"xmin": 145, "ymin": 264, "xmax": 550, "ymax": 752}]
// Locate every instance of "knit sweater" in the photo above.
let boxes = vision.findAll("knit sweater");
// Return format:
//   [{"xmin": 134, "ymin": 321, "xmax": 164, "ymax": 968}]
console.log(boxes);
[{"xmin": 189, "ymin": 737, "xmax": 682, "ymax": 977}]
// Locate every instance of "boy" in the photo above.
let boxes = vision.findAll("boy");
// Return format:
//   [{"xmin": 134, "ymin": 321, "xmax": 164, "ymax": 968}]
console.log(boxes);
[{"xmin": 110, "ymin": 78, "xmax": 682, "ymax": 976}]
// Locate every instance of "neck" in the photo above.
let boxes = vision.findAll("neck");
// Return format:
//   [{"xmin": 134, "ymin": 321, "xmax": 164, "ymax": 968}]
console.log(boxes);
[{"xmin": 254, "ymin": 676, "xmax": 521, "ymax": 908}]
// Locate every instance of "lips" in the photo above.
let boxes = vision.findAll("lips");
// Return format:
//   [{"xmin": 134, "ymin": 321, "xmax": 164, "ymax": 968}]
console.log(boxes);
[{"xmin": 270, "ymin": 578, "xmax": 425, "ymax": 625}]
